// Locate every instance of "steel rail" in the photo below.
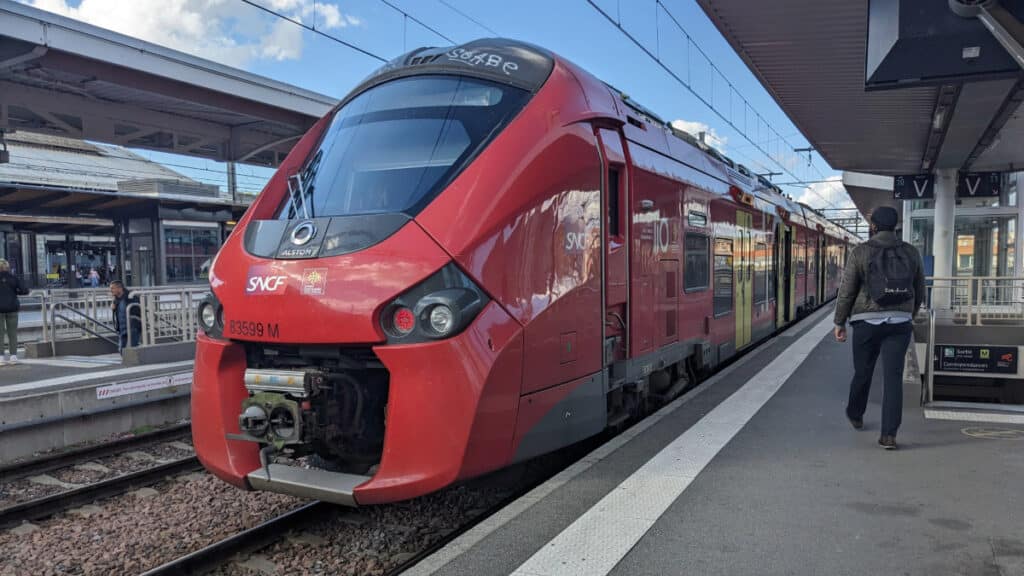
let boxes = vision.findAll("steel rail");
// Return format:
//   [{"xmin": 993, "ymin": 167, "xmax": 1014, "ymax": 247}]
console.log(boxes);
[
  {"xmin": 0, "ymin": 456, "xmax": 201, "ymax": 529},
  {"xmin": 139, "ymin": 501, "xmax": 331, "ymax": 576},
  {"xmin": 0, "ymin": 423, "xmax": 192, "ymax": 482}
]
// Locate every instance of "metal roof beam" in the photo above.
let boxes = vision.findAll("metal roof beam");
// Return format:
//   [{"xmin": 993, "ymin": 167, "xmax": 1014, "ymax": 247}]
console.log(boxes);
[
  {"xmin": 963, "ymin": 77, "xmax": 1024, "ymax": 170},
  {"xmin": 0, "ymin": 42, "xmax": 45, "ymax": 71},
  {"xmin": 921, "ymin": 84, "xmax": 961, "ymax": 172},
  {"xmin": 1, "ymin": 80, "xmax": 229, "ymax": 145},
  {"xmin": 37, "ymin": 51, "xmax": 316, "ymax": 131}
]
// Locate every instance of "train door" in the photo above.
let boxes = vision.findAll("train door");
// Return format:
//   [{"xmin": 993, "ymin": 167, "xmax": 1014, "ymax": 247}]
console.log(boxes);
[
  {"xmin": 735, "ymin": 211, "xmax": 753, "ymax": 348},
  {"xmin": 595, "ymin": 128, "xmax": 629, "ymax": 366},
  {"xmin": 776, "ymin": 222, "xmax": 794, "ymax": 325}
]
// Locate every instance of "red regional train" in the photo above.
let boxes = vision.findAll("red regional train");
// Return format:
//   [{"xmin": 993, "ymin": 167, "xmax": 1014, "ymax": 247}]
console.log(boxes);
[{"xmin": 193, "ymin": 39, "xmax": 856, "ymax": 506}]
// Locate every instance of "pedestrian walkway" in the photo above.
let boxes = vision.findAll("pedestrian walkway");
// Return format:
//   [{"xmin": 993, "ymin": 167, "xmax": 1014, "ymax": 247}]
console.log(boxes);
[
  {"xmin": 408, "ymin": 307, "xmax": 1024, "ymax": 576},
  {"xmin": 0, "ymin": 355, "xmax": 192, "ymax": 397}
]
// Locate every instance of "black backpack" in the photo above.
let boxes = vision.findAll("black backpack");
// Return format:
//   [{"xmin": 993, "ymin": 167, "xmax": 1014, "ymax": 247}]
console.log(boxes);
[{"xmin": 866, "ymin": 243, "xmax": 914, "ymax": 306}]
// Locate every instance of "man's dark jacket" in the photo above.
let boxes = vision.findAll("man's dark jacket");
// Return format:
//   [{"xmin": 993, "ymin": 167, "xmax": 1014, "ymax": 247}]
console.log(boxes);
[
  {"xmin": 113, "ymin": 291, "xmax": 142, "ymax": 334},
  {"xmin": 833, "ymin": 230, "xmax": 926, "ymax": 326},
  {"xmin": 0, "ymin": 271, "xmax": 28, "ymax": 313}
]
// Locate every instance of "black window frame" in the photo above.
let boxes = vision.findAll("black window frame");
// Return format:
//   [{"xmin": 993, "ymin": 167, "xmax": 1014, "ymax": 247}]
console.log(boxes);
[
  {"xmin": 683, "ymin": 232, "xmax": 710, "ymax": 293},
  {"xmin": 608, "ymin": 166, "xmax": 622, "ymax": 237},
  {"xmin": 753, "ymin": 241, "xmax": 768, "ymax": 304}
]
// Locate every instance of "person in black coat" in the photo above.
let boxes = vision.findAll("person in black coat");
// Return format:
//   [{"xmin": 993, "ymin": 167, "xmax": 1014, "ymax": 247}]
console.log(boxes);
[
  {"xmin": 0, "ymin": 259, "xmax": 29, "ymax": 364},
  {"xmin": 110, "ymin": 280, "xmax": 141, "ymax": 351}
]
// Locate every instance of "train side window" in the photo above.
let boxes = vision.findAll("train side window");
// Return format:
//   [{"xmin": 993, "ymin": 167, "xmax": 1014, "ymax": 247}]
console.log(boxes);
[
  {"xmin": 795, "ymin": 242, "xmax": 807, "ymax": 276},
  {"xmin": 684, "ymin": 233, "xmax": 709, "ymax": 292},
  {"xmin": 608, "ymin": 167, "xmax": 621, "ymax": 237},
  {"xmin": 754, "ymin": 241, "xmax": 768, "ymax": 304},
  {"xmin": 713, "ymin": 238, "xmax": 733, "ymax": 316}
]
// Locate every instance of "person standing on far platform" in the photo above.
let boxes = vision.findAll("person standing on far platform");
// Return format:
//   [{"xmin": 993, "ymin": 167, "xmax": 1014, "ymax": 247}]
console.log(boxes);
[
  {"xmin": 833, "ymin": 206, "xmax": 925, "ymax": 450},
  {"xmin": 0, "ymin": 259, "xmax": 29, "ymax": 365},
  {"xmin": 110, "ymin": 280, "xmax": 141, "ymax": 351}
]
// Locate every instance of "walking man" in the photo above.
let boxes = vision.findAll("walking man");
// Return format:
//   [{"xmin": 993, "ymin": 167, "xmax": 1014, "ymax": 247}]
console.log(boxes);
[
  {"xmin": 0, "ymin": 259, "xmax": 28, "ymax": 364},
  {"xmin": 833, "ymin": 206, "xmax": 925, "ymax": 450}
]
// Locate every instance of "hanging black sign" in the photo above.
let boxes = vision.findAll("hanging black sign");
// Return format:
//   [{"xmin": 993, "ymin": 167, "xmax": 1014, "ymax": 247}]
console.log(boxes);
[
  {"xmin": 957, "ymin": 172, "xmax": 1001, "ymax": 198},
  {"xmin": 893, "ymin": 174, "xmax": 933, "ymax": 200},
  {"xmin": 935, "ymin": 345, "xmax": 1018, "ymax": 374}
]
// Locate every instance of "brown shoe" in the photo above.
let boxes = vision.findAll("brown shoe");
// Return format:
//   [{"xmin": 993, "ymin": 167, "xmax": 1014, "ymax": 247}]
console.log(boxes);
[
  {"xmin": 878, "ymin": 436, "xmax": 897, "ymax": 450},
  {"xmin": 848, "ymin": 416, "xmax": 863, "ymax": 430}
]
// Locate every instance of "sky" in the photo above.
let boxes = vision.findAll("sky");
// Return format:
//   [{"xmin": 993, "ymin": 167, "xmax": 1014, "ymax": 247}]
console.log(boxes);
[{"xmin": 19, "ymin": 0, "xmax": 854, "ymax": 210}]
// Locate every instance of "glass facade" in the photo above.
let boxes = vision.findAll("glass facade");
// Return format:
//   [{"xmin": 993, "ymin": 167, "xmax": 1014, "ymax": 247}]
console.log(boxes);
[
  {"xmin": 909, "ymin": 171, "xmax": 1022, "ymax": 279},
  {"xmin": 165, "ymin": 227, "xmax": 219, "ymax": 283},
  {"xmin": 911, "ymin": 214, "xmax": 1016, "ymax": 277}
]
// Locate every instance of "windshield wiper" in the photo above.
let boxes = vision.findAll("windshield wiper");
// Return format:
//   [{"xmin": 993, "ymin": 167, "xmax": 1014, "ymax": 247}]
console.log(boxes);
[{"xmin": 286, "ymin": 172, "xmax": 311, "ymax": 220}]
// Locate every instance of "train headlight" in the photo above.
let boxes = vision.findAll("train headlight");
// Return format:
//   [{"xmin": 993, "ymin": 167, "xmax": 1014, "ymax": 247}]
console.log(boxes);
[
  {"xmin": 197, "ymin": 293, "xmax": 224, "ymax": 339},
  {"xmin": 428, "ymin": 304, "xmax": 455, "ymax": 336},
  {"xmin": 381, "ymin": 264, "xmax": 488, "ymax": 342},
  {"xmin": 200, "ymin": 302, "xmax": 217, "ymax": 331}
]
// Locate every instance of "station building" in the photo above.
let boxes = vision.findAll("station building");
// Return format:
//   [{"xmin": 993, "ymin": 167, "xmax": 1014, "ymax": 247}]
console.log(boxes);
[{"xmin": 0, "ymin": 130, "xmax": 252, "ymax": 288}]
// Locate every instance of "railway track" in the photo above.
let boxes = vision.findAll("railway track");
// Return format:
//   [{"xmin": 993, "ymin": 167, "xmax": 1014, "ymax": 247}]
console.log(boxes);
[
  {"xmin": 139, "ymin": 449, "xmax": 584, "ymax": 576},
  {"xmin": 0, "ymin": 422, "xmax": 192, "ymax": 482},
  {"xmin": 0, "ymin": 423, "xmax": 201, "ymax": 528},
  {"xmin": 0, "ymin": 455, "xmax": 202, "ymax": 529},
  {"xmin": 141, "ymin": 502, "xmax": 330, "ymax": 576},
  {"xmin": 141, "ymin": 491, "xmax": 526, "ymax": 576}
]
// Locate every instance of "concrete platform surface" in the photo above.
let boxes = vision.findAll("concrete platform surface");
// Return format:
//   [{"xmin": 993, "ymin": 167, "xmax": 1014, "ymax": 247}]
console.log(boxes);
[
  {"xmin": 409, "ymin": 307, "xmax": 1024, "ymax": 576},
  {"xmin": 0, "ymin": 357, "xmax": 193, "ymax": 397}
]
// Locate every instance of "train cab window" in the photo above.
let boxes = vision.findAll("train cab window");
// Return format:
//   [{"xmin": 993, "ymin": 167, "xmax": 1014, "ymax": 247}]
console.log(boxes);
[
  {"xmin": 277, "ymin": 75, "xmax": 530, "ymax": 219},
  {"xmin": 684, "ymin": 233, "xmax": 709, "ymax": 291},
  {"xmin": 754, "ymin": 241, "xmax": 768, "ymax": 304},
  {"xmin": 713, "ymin": 238, "xmax": 733, "ymax": 316},
  {"xmin": 608, "ymin": 167, "xmax": 621, "ymax": 237}
]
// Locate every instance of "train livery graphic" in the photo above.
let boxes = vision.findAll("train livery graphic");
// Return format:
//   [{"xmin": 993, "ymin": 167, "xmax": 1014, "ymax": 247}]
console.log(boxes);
[{"xmin": 192, "ymin": 39, "xmax": 855, "ymax": 505}]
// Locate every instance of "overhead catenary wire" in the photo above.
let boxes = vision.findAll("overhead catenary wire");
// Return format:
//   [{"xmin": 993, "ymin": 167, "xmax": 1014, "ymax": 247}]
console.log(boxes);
[
  {"xmin": 377, "ymin": 0, "xmax": 457, "ymax": 45},
  {"xmin": 585, "ymin": 0, "xmax": 839, "ymax": 209},
  {"xmin": 435, "ymin": 0, "xmax": 499, "ymax": 36},
  {"xmin": 237, "ymin": 0, "xmax": 388, "ymax": 63}
]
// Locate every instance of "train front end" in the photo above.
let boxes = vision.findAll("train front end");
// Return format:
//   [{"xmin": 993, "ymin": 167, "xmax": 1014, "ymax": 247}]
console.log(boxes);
[{"xmin": 192, "ymin": 40, "xmax": 556, "ymax": 505}]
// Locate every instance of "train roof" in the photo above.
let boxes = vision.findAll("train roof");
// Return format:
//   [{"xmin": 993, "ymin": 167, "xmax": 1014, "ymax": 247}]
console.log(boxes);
[
  {"xmin": 351, "ymin": 38, "xmax": 555, "ymax": 104},
  {"xmin": 359, "ymin": 38, "xmax": 861, "ymax": 242},
  {"xmin": 602, "ymin": 79, "xmax": 862, "ymax": 241}
]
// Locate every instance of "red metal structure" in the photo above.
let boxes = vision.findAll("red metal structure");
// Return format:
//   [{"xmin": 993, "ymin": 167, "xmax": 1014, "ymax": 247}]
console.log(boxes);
[{"xmin": 192, "ymin": 39, "xmax": 855, "ymax": 506}]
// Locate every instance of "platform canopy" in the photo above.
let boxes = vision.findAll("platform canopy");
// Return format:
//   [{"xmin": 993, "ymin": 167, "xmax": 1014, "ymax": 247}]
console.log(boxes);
[
  {"xmin": 696, "ymin": 0, "xmax": 1024, "ymax": 176},
  {"xmin": 0, "ymin": 0, "xmax": 337, "ymax": 167}
]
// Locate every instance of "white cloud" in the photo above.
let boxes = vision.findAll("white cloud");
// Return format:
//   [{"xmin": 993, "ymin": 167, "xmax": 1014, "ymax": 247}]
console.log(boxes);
[
  {"xmin": 670, "ymin": 119, "xmax": 728, "ymax": 153},
  {"xmin": 797, "ymin": 175, "xmax": 854, "ymax": 210},
  {"xmin": 23, "ymin": 0, "xmax": 361, "ymax": 68}
]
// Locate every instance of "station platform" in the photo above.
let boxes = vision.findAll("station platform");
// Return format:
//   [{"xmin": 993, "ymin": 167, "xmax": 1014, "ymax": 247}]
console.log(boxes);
[
  {"xmin": 409, "ymin": 307, "xmax": 1024, "ymax": 576},
  {"xmin": 0, "ymin": 353, "xmax": 190, "ymax": 398},
  {"xmin": 0, "ymin": 355, "xmax": 193, "ymax": 462}
]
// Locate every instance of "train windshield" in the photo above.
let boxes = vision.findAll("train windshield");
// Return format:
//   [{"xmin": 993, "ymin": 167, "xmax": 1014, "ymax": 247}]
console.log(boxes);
[{"xmin": 278, "ymin": 75, "xmax": 530, "ymax": 219}]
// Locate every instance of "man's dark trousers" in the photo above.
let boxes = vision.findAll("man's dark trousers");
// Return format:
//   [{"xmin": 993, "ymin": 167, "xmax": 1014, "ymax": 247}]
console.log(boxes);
[{"xmin": 846, "ymin": 320, "xmax": 913, "ymax": 437}]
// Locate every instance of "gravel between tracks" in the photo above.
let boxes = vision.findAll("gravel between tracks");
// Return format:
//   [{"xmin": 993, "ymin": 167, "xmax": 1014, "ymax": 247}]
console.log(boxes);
[
  {"xmin": 0, "ymin": 471, "xmax": 300, "ymax": 576},
  {"xmin": 213, "ymin": 455, "xmax": 569, "ymax": 576},
  {"xmin": 0, "ymin": 440, "xmax": 195, "ymax": 508}
]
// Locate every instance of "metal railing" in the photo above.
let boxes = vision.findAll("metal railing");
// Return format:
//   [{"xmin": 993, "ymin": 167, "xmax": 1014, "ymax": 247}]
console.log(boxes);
[
  {"xmin": 133, "ymin": 288, "xmax": 208, "ymax": 347},
  {"xmin": 36, "ymin": 285, "xmax": 208, "ymax": 350},
  {"xmin": 925, "ymin": 276, "xmax": 1024, "ymax": 326}
]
